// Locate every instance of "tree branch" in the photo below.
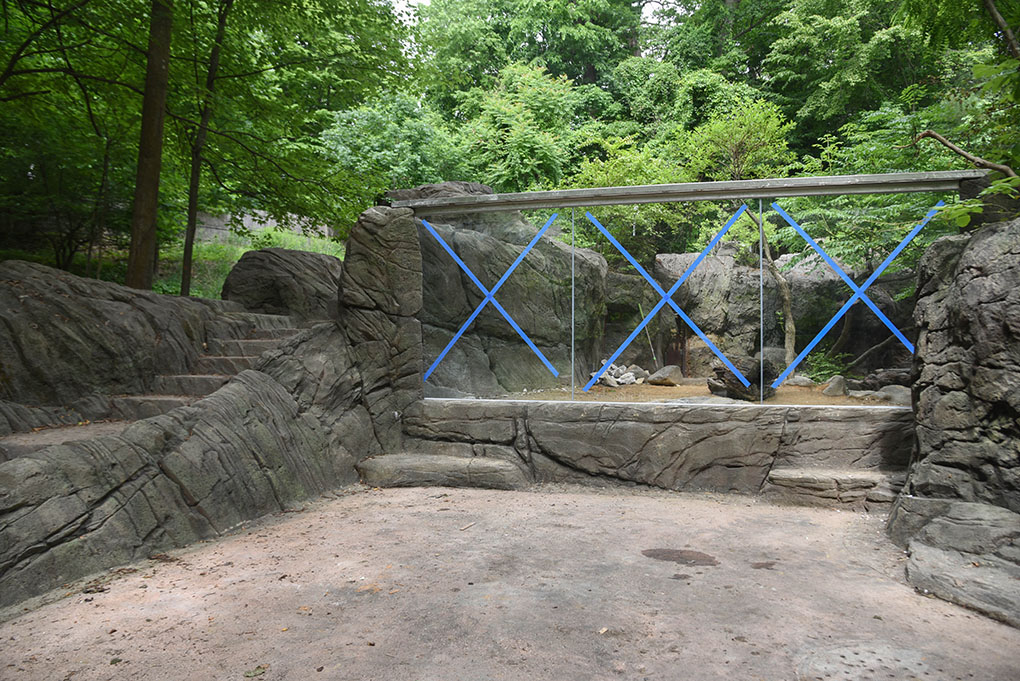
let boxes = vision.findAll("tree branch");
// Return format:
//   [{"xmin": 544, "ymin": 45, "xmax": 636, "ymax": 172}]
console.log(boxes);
[
  {"xmin": 900, "ymin": 130, "xmax": 1018, "ymax": 177},
  {"xmin": 983, "ymin": 0, "xmax": 1020, "ymax": 61},
  {"xmin": 0, "ymin": 0, "xmax": 93, "ymax": 91}
]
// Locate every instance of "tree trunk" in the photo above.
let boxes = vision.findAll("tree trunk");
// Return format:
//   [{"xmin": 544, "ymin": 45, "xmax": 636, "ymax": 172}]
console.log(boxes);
[
  {"xmin": 125, "ymin": 0, "xmax": 173, "ymax": 290},
  {"xmin": 181, "ymin": 0, "xmax": 233, "ymax": 297},
  {"xmin": 746, "ymin": 210, "xmax": 796, "ymax": 366}
]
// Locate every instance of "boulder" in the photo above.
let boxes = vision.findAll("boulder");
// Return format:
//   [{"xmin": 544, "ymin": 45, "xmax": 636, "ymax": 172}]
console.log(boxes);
[
  {"xmin": 221, "ymin": 247, "xmax": 342, "ymax": 321},
  {"xmin": 822, "ymin": 375, "xmax": 848, "ymax": 396},
  {"xmin": 647, "ymin": 365, "xmax": 685, "ymax": 386},
  {"xmin": 417, "ymin": 184, "xmax": 608, "ymax": 396}
]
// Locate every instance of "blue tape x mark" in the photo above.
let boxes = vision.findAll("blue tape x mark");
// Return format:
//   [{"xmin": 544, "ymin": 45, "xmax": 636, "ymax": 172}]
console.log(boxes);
[
  {"xmin": 770, "ymin": 201, "xmax": 943, "ymax": 388},
  {"xmin": 583, "ymin": 207, "xmax": 752, "ymax": 392},
  {"xmin": 422, "ymin": 215, "xmax": 560, "ymax": 381}
]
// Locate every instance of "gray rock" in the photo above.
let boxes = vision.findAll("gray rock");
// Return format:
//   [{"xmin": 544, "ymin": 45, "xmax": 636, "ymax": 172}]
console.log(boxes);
[
  {"xmin": 877, "ymin": 384, "xmax": 912, "ymax": 406},
  {"xmin": 221, "ymin": 247, "xmax": 342, "ymax": 321},
  {"xmin": 418, "ymin": 188, "xmax": 607, "ymax": 396},
  {"xmin": 647, "ymin": 365, "xmax": 685, "ymax": 386},
  {"xmin": 603, "ymin": 374, "xmax": 619, "ymax": 388},
  {"xmin": 356, "ymin": 454, "xmax": 529, "ymax": 490},
  {"xmin": 706, "ymin": 355, "xmax": 776, "ymax": 402},
  {"xmin": 822, "ymin": 375, "xmax": 848, "ymax": 396},
  {"xmin": 617, "ymin": 372, "xmax": 636, "ymax": 385},
  {"xmin": 785, "ymin": 375, "xmax": 815, "ymax": 387},
  {"xmin": 887, "ymin": 218, "xmax": 1020, "ymax": 627},
  {"xmin": 626, "ymin": 365, "xmax": 650, "ymax": 380},
  {"xmin": 0, "ymin": 261, "xmax": 226, "ymax": 408},
  {"xmin": 0, "ymin": 202, "xmax": 425, "ymax": 609}
]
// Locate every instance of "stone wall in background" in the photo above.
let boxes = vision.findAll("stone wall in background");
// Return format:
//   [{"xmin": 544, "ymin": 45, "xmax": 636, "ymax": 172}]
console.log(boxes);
[{"xmin": 888, "ymin": 217, "xmax": 1020, "ymax": 627}]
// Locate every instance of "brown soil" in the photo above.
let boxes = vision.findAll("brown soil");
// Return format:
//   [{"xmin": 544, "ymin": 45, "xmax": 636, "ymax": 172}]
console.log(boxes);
[
  {"xmin": 505, "ymin": 382, "xmax": 900, "ymax": 407},
  {"xmin": 1, "ymin": 485, "xmax": 1015, "ymax": 681}
]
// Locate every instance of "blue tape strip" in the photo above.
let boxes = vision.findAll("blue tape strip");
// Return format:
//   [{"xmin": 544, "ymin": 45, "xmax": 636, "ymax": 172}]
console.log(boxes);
[
  {"xmin": 770, "ymin": 202, "xmax": 943, "ymax": 388},
  {"xmin": 582, "ymin": 206, "xmax": 752, "ymax": 391},
  {"xmin": 422, "ymin": 215, "xmax": 560, "ymax": 380}
]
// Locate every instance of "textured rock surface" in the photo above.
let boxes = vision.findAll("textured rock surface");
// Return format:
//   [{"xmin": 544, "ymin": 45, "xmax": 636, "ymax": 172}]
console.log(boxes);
[
  {"xmin": 357, "ymin": 454, "xmax": 528, "ymax": 490},
  {"xmin": 889, "ymin": 218, "xmax": 1020, "ymax": 627},
  {"xmin": 221, "ymin": 247, "xmax": 342, "ymax": 321},
  {"xmin": 0, "ymin": 261, "xmax": 231, "ymax": 407},
  {"xmin": 0, "ymin": 206, "xmax": 423, "ymax": 608},
  {"xmin": 404, "ymin": 399, "xmax": 913, "ymax": 494}
]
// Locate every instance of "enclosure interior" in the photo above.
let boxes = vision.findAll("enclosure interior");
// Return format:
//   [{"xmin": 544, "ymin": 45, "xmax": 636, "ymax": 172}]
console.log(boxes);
[{"xmin": 416, "ymin": 187, "xmax": 953, "ymax": 408}]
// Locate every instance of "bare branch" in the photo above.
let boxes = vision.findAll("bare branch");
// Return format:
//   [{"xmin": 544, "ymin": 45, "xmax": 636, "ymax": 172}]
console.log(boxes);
[{"xmin": 900, "ymin": 130, "xmax": 1018, "ymax": 177}]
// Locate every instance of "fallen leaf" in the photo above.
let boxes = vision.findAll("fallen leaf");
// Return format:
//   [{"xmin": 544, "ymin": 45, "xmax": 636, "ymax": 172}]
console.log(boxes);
[
  {"xmin": 598, "ymin": 627, "xmax": 608, "ymax": 635},
  {"xmin": 243, "ymin": 664, "xmax": 269, "ymax": 677}
]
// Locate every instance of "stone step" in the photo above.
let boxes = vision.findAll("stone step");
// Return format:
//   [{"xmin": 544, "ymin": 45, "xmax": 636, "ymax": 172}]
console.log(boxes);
[
  {"xmin": 194, "ymin": 355, "xmax": 257, "ymax": 375},
  {"xmin": 110, "ymin": 395, "xmax": 196, "ymax": 421},
  {"xmin": 246, "ymin": 327, "xmax": 301, "ymax": 340},
  {"xmin": 356, "ymin": 454, "xmax": 529, "ymax": 491},
  {"xmin": 205, "ymin": 338, "xmax": 282, "ymax": 357},
  {"xmin": 0, "ymin": 421, "xmax": 131, "ymax": 462},
  {"xmin": 153, "ymin": 374, "xmax": 230, "ymax": 396},
  {"xmin": 763, "ymin": 467, "xmax": 906, "ymax": 511},
  {"xmin": 220, "ymin": 311, "xmax": 296, "ymax": 329}
]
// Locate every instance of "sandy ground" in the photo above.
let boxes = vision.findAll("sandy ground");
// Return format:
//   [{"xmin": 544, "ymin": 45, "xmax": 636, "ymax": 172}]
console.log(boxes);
[
  {"xmin": 1, "ymin": 485, "xmax": 1016, "ymax": 681},
  {"xmin": 494, "ymin": 383, "xmax": 901, "ymax": 407}
]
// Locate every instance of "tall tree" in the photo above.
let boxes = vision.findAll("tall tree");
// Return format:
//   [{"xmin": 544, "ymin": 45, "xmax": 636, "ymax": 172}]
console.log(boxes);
[{"xmin": 126, "ymin": 0, "xmax": 173, "ymax": 290}]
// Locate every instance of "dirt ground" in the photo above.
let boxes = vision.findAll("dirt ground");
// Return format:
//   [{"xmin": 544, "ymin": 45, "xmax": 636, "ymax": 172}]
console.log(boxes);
[
  {"xmin": 1, "ymin": 485, "xmax": 1016, "ymax": 681},
  {"xmin": 506, "ymin": 382, "xmax": 902, "ymax": 407}
]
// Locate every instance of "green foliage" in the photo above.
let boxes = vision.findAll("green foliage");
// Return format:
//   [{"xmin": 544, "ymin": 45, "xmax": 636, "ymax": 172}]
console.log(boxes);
[
  {"xmin": 458, "ymin": 63, "xmax": 577, "ymax": 192},
  {"xmin": 806, "ymin": 351, "xmax": 856, "ymax": 383},
  {"xmin": 567, "ymin": 137, "xmax": 691, "ymax": 265},
  {"xmin": 322, "ymin": 94, "xmax": 467, "ymax": 206}
]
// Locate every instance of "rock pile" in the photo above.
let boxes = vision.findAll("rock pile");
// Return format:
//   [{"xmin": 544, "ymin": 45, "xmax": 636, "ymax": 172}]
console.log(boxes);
[{"xmin": 590, "ymin": 362, "xmax": 651, "ymax": 387}]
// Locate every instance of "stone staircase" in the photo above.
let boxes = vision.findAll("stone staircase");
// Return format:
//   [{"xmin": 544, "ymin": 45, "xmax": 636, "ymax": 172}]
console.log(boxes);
[
  {"xmin": 0, "ymin": 311, "xmax": 303, "ymax": 460},
  {"xmin": 109, "ymin": 311, "xmax": 301, "ymax": 420}
]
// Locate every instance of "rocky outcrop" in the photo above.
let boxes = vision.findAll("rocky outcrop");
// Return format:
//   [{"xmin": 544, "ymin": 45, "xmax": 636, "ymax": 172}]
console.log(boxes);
[
  {"xmin": 889, "ymin": 218, "xmax": 1020, "ymax": 627},
  {"xmin": 0, "ymin": 261, "xmax": 231, "ymax": 407},
  {"xmin": 0, "ymin": 206, "xmax": 423, "ymax": 607},
  {"xmin": 221, "ymin": 247, "xmax": 342, "ymax": 322}
]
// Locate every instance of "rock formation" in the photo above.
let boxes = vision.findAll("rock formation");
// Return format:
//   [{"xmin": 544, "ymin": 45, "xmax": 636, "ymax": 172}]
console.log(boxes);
[
  {"xmin": 888, "ymin": 218, "xmax": 1020, "ymax": 627},
  {"xmin": 0, "ymin": 206, "xmax": 422, "ymax": 607}
]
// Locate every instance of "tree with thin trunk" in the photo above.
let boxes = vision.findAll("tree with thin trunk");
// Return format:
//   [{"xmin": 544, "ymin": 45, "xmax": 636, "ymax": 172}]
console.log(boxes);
[
  {"xmin": 180, "ymin": 0, "xmax": 233, "ymax": 297},
  {"xmin": 125, "ymin": 0, "xmax": 173, "ymax": 290}
]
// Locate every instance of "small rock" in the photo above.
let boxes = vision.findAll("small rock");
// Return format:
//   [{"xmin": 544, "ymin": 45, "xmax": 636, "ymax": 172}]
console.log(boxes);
[
  {"xmin": 603, "ymin": 375, "xmax": 619, "ymax": 388},
  {"xmin": 626, "ymin": 365, "xmax": 650, "ymax": 380},
  {"xmin": 617, "ymin": 372, "xmax": 636, "ymax": 385},
  {"xmin": 877, "ymin": 384, "xmax": 912, "ymax": 406},
  {"xmin": 785, "ymin": 375, "xmax": 815, "ymax": 387},
  {"xmin": 647, "ymin": 365, "xmax": 685, "ymax": 386},
  {"xmin": 822, "ymin": 375, "xmax": 848, "ymax": 396}
]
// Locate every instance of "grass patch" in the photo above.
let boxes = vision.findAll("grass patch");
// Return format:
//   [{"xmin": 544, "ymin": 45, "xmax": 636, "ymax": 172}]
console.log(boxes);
[{"xmin": 155, "ymin": 229, "xmax": 345, "ymax": 299}]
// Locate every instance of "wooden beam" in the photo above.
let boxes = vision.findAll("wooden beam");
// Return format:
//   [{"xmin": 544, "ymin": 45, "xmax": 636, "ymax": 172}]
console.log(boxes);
[{"xmin": 390, "ymin": 170, "xmax": 988, "ymax": 216}]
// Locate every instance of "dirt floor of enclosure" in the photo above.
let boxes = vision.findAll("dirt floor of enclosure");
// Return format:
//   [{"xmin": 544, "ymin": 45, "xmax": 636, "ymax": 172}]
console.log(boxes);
[
  {"xmin": 503, "ymin": 382, "xmax": 902, "ymax": 406},
  {"xmin": 2, "ymin": 486, "xmax": 1016, "ymax": 681}
]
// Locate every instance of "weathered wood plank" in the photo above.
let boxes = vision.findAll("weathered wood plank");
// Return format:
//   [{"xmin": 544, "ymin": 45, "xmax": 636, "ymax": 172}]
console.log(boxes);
[{"xmin": 390, "ymin": 170, "xmax": 988, "ymax": 215}]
